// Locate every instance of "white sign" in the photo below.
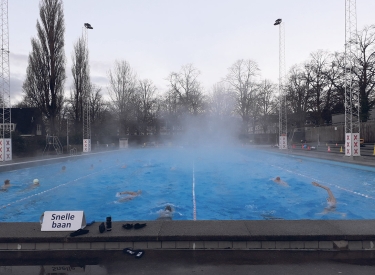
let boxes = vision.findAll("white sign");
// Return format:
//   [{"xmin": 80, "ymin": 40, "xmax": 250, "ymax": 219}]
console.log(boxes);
[
  {"xmin": 83, "ymin": 139, "xmax": 91, "ymax": 152},
  {"xmin": 345, "ymin": 133, "xmax": 351, "ymax": 156},
  {"xmin": 41, "ymin": 211, "xmax": 86, "ymax": 231},
  {"xmin": 352, "ymin": 133, "xmax": 360, "ymax": 156},
  {"xmin": 0, "ymin": 139, "xmax": 11, "ymax": 161},
  {"xmin": 4, "ymin": 138, "xmax": 11, "ymax": 161},
  {"xmin": 279, "ymin": 135, "xmax": 287, "ymax": 150}
]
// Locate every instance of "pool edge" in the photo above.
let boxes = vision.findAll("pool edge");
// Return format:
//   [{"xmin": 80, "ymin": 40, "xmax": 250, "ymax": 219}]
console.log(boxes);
[{"xmin": 0, "ymin": 220, "xmax": 374, "ymax": 251}]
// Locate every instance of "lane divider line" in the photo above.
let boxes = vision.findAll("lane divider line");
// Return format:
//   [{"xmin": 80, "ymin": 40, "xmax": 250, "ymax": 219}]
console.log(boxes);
[
  {"xmin": 0, "ymin": 165, "xmax": 119, "ymax": 211},
  {"xmin": 271, "ymin": 164, "xmax": 375, "ymax": 200}
]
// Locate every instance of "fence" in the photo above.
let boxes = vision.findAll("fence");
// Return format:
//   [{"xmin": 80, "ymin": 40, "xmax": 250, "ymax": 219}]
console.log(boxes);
[{"xmin": 303, "ymin": 121, "xmax": 375, "ymax": 143}]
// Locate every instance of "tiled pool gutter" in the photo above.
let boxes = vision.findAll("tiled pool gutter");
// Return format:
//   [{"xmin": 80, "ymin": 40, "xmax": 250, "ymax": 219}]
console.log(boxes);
[{"xmin": 1, "ymin": 220, "xmax": 375, "ymax": 251}]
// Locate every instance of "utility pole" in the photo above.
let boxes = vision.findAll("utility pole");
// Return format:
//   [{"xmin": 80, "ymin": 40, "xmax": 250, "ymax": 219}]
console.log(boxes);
[
  {"xmin": 82, "ymin": 23, "xmax": 93, "ymax": 153},
  {"xmin": 344, "ymin": 0, "xmax": 360, "ymax": 157},
  {"xmin": 0, "ymin": 0, "xmax": 11, "ymax": 161},
  {"xmin": 274, "ymin": 18, "xmax": 287, "ymax": 149}
]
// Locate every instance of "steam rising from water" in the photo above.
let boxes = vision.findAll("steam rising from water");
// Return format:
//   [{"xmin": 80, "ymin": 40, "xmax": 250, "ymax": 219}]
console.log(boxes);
[{"xmin": 170, "ymin": 114, "xmax": 242, "ymax": 148}]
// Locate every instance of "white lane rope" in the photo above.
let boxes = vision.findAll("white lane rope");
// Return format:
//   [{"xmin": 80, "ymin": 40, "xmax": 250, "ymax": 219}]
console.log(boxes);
[
  {"xmin": 192, "ymin": 163, "xmax": 197, "ymax": 221},
  {"xmin": 271, "ymin": 164, "xmax": 375, "ymax": 200}
]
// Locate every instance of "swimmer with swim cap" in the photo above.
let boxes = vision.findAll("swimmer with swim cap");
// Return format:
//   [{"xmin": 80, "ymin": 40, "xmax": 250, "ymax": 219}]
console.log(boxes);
[
  {"xmin": 61, "ymin": 166, "xmax": 66, "ymax": 172},
  {"xmin": 157, "ymin": 205, "xmax": 174, "ymax": 220},
  {"xmin": 33, "ymin": 179, "xmax": 40, "ymax": 185}
]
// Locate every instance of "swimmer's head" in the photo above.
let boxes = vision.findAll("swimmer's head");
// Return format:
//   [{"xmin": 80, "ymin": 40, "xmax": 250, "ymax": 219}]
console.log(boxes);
[
  {"xmin": 4, "ymin": 179, "xmax": 10, "ymax": 185},
  {"xmin": 33, "ymin": 179, "xmax": 39, "ymax": 185},
  {"xmin": 165, "ymin": 205, "xmax": 172, "ymax": 212},
  {"xmin": 62, "ymin": 166, "xmax": 66, "ymax": 171},
  {"xmin": 137, "ymin": 190, "xmax": 142, "ymax": 194},
  {"xmin": 275, "ymin": 177, "xmax": 280, "ymax": 181}
]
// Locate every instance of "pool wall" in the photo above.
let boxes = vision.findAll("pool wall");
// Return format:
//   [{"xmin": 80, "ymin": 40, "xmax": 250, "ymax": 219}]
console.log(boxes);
[{"xmin": 1, "ymin": 220, "xmax": 375, "ymax": 251}]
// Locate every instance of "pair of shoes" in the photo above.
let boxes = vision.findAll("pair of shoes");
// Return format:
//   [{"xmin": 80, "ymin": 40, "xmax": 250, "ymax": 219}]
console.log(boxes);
[
  {"xmin": 70, "ymin": 229, "xmax": 89, "ymax": 237},
  {"xmin": 134, "ymin": 223, "xmax": 147, "ymax": 229},
  {"xmin": 122, "ymin": 223, "xmax": 133, "ymax": 230},
  {"xmin": 123, "ymin": 247, "xmax": 145, "ymax": 259},
  {"xmin": 122, "ymin": 223, "xmax": 147, "ymax": 230},
  {"xmin": 99, "ymin": 222, "xmax": 105, "ymax": 233}
]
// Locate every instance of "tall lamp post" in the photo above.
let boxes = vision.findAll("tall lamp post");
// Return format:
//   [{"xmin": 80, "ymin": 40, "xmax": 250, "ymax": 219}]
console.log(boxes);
[
  {"xmin": 82, "ymin": 23, "xmax": 93, "ymax": 153},
  {"xmin": 344, "ymin": 0, "xmax": 360, "ymax": 157},
  {"xmin": 274, "ymin": 18, "xmax": 287, "ymax": 149}
]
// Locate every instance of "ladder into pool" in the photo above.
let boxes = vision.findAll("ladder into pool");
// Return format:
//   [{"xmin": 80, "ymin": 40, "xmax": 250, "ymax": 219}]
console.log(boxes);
[{"xmin": 43, "ymin": 136, "xmax": 63, "ymax": 155}]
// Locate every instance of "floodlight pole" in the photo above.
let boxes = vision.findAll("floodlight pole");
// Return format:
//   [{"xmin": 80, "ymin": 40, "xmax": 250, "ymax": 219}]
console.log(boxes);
[
  {"xmin": 274, "ymin": 19, "xmax": 287, "ymax": 149},
  {"xmin": 82, "ymin": 23, "xmax": 92, "ymax": 153},
  {"xmin": 0, "ymin": 0, "xmax": 11, "ymax": 161},
  {"xmin": 344, "ymin": 0, "xmax": 360, "ymax": 157}
]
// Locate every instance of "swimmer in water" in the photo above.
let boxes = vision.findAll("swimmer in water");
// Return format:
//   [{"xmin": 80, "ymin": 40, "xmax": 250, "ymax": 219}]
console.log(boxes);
[
  {"xmin": 312, "ymin": 181, "xmax": 337, "ymax": 212},
  {"xmin": 117, "ymin": 190, "xmax": 142, "ymax": 202},
  {"xmin": 273, "ymin": 176, "xmax": 289, "ymax": 186},
  {"xmin": 61, "ymin": 166, "xmax": 66, "ymax": 172},
  {"xmin": 1, "ymin": 179, "xmax": 11, "ymax": 191},
  {"xmin": 157, "ymin": 205, "xmax": 174, "ymax": 220},
  {"xmin": 22, "ymin": 179, "xmax": 40, "ymax": 191}
]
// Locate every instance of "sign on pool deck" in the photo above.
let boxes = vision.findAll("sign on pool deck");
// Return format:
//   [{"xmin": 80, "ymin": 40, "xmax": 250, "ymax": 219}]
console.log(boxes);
[{"xmin": 41, "ymin": 211, "xmax": 86, "ymax": 231}]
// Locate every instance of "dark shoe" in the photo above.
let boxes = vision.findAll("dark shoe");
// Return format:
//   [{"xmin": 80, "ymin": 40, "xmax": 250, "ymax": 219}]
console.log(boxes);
[
  {"xmin": 70, "ymin": 229, "xmax": 89, "ymax": 237},
  {"xmin": 123, "ymin": 247, "xmax": 136, "ymax": 255},
  {"xmin": 99, "ymin": 222, "xmax": 105, "ymax": 233},
  {"xmin": 135, "ymin": 250, "xmax": 145, "ymax": 259},
  {"xmin": 134, "ymin": 223, "xmax": 146, "ymax": 229},
  {"xmin": 122, "ymin": 223, "xmax": 133, "ymax": 230}
]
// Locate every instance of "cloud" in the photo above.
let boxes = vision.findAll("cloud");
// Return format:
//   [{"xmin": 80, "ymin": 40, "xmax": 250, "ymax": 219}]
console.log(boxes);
[
  {"xmin": 91, "ymin": 75, "xmax": 107, "ymax": 86},
  {"xmin": 10, "ymin": 76, "xmax": 24, "ymax": 104},
  {"xmin": 10, "ymin": 52, "xmax": 28, "ymax": 65}
]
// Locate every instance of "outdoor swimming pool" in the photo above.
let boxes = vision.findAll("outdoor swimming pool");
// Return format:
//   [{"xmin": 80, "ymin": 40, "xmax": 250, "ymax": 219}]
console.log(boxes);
[{"xmin": 1, "ymin": 146, "xmax": 375, "ymax": 222}]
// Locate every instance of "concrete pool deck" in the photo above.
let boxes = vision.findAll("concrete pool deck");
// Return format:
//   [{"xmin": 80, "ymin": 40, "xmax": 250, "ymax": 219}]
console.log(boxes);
[
  {"xmin": 0, "ymin": 147, "xmax": 375, "ymax": 253},
  {"xmin": 1, "ymin": 220, "xmax": 375, "ymax": 252}
]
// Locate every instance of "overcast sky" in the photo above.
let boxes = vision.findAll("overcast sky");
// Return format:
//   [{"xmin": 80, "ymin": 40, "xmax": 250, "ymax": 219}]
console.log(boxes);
[{"xmin": 8, "ymin": 0, "xmax": 375, "ymax": 103}]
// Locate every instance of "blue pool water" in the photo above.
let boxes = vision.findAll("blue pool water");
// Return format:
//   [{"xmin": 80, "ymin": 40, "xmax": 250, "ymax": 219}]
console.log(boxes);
[{"xmin": 1, "ymin": 147, "xmax": 375, "ymax": 222}]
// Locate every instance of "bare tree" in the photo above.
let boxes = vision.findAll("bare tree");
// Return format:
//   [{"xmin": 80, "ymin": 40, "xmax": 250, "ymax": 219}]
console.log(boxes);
[
  {"xmin": 208, "ymin": 83, "xmax": 235, "ymax": 119},
  {"xmin": 323, "ymin": 52, "xmax": 346, "ymax": 116},
  {"xmin": 107, "ymin": 60, "xmax": 138, "ymax": 135},
  {"xmin": 137, "ymin": 79, "xmax": 157, "ymax": 134},
  {"xmin": 303, "ymin": 50, "xmax": 331, "ymax": 125},
  {"xmin": 70, "ymin": 36, "xmax": 90, "ymax": 134},
  {"xmin": 168, "ymin": 64, "xmax": 205, "ymax": 115},
  {"xmin": 286, "ymin": 65, "xmax": 311, "ymax": 128},
  {"xmin": 89, "ymin": 85, "xmax": 107, "ymax": 124},
  {"xmin": 224, "ymin": 59, "xmax": 259, "ymax": 133},
  {"xmin": 22, "ymin": 0, "xmax": 66, "ymax": 135},
  {"xmin": 353, "ymin": 25, "xmax": 375, "ymax": 121},
  {"xmin": 257, "ymin": 79, "xmax": 277, "ymax": 133}
]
